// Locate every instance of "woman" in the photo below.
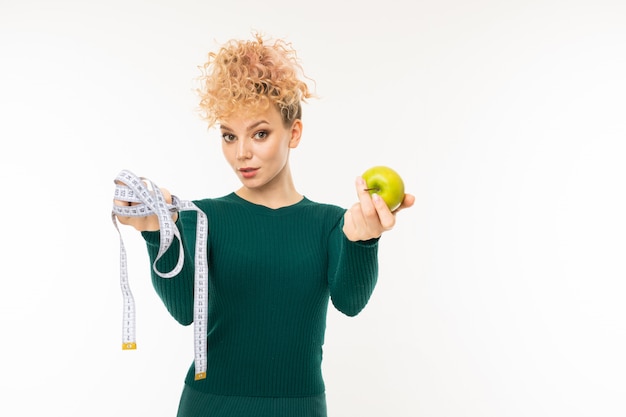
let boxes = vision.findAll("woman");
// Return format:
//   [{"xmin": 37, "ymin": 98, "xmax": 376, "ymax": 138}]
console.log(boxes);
[{"xmin": 114, "ymin": 33, "xmax": 414, "ymax": 417}]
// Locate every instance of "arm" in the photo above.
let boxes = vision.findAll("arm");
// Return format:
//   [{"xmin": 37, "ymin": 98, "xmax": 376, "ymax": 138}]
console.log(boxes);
[
  {"xmin": 328, "ymin": 176, "xmax": 415, "ymax": 316},
  {"xmin": 327, "ymin": 217, "xmax": 379, "ymax": 317}
]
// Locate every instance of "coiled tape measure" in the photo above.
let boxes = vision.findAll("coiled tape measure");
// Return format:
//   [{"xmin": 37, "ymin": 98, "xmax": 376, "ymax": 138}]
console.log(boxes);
[{"xmin": 111, "ymin": 169, "xmax": 209, "ymax": 380}]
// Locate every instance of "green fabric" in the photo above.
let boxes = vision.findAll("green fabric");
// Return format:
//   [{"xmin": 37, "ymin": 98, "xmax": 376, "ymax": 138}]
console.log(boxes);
[
  {"xmin": 142, "ymin": 193, "xmax": 379, "ymax": 416},
  {"xmin": 176, "ymin": 386, "xmax": 327, "ymax": 417}
]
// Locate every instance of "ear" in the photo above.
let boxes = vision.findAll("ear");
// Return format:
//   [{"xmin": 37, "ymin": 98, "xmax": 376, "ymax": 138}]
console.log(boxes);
[{"xmin": 288, "ymin": 119, "xmax": 303, "ymax": 149}]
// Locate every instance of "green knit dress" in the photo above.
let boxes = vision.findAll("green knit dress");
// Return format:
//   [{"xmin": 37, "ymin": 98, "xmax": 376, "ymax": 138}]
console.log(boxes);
[{"xmin": 142, "ymin": 193, "xmax": 379, "ymax": 417}]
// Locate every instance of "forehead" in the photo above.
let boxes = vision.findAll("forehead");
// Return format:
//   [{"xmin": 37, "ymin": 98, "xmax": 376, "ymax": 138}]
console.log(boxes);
[{"xmin": 219, "ymin": 104, "xmax": 282, "ymax": 129}]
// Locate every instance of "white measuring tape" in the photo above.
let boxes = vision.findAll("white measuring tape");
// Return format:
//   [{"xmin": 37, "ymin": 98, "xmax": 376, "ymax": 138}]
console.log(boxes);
[{"xmin": 111, "ymin": 169, "xmax": 209, "ymax": 380}]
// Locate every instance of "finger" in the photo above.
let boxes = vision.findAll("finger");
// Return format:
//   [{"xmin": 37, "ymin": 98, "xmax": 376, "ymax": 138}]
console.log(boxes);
[
  {"xmin": 393, "ymin": 193, "xmax": 416, "ymax": 214},
  {"xmin": 160, "ymin": 187, "xmax": 173, "ymax": 205},
  {"xmin": 371, "ymin": 193, "xmax": 396, "ymax": 230},
  {"xmin": 355, "ymin": 176, "xmax": 377, "ymax": 219},
  {"xmin": 113, "ymin": 199, "xmax": 130, "ymax": 207}
]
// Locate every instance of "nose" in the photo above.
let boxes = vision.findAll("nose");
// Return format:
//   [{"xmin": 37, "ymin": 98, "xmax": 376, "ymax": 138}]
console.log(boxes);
[{"xmin": 236, "ymin": 138, "xmax": 252, "ymax": 160}]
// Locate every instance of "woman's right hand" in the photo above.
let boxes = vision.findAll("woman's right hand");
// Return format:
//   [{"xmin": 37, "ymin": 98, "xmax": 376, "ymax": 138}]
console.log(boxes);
[{"xmin": 113, "ymin": 181, "xmax": 178, "ymax": 231}]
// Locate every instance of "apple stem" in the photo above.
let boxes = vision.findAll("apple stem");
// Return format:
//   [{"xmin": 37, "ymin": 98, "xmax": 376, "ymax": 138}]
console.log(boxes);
[{"xmin": 364, "ymin": 188, "xmax": 380, "ymax": 192}]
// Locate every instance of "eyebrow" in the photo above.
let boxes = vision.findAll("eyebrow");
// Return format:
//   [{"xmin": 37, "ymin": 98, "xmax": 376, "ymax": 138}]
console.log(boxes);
[{"xmin": 220, "ymin": 120, "xmax": 270, "ymax": 132}]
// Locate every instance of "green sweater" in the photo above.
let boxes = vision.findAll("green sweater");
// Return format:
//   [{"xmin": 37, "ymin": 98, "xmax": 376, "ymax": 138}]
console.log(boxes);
[{"xmin": 143, "ymin": 193, "xmax": 378, "ymax": 414}]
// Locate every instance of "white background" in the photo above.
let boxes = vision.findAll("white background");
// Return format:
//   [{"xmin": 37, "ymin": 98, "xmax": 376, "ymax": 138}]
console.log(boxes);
[{"xmin": 1, "ymin": 0, "xmax": 625, "ymax": 416}]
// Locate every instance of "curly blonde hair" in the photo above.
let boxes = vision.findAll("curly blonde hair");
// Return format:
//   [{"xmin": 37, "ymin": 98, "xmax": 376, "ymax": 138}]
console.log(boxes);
[{"xmin": 196, "ymin": 33, "xmax": 315, "ymax": 129}]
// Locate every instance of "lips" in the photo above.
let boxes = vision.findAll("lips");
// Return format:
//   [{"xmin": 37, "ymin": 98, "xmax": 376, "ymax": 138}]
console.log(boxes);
[{"xmin": 239, "ymin": 167, "xmax": 259, "ymax": 179}]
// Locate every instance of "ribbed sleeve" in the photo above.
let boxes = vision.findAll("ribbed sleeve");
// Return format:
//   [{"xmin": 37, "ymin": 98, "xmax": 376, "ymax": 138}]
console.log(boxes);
[{"xmin": 327, "ymin": 217, "xmax": 379, "ymax": 316}]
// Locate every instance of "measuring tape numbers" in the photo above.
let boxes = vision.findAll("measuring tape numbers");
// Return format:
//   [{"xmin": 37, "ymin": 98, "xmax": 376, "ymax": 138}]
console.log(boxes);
[{"xmin": 111, "ymin": 169, "xmax": 209, "ymax": 381}]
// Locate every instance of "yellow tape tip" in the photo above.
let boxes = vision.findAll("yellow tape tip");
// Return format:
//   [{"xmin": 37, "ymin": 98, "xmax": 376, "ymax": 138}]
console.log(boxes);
[
  {"xmin": 122, "ymin": 342, "xmax": 137, "ymax": 350},
  {"xmin": 194, "ymin": 372, "xmax": 206, "ymax": 380}
]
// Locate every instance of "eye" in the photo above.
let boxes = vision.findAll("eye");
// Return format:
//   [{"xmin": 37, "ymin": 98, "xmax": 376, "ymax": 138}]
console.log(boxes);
[
  {"xmin": 222, "ymin": 133, "xmax": 236, "ymax": 143},
  {"xmin": 253, "ymin": 130, "xmax": 269, "ymax": 140}
]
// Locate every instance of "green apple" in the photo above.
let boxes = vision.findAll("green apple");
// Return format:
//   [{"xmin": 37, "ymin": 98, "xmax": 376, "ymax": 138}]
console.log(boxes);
[{"xmin": 362, "ymin": 165, "xmax": 405, "ymax": 211}]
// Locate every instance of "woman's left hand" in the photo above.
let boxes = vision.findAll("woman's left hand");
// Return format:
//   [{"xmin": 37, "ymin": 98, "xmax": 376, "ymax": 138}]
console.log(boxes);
[{"xmin": 343, "ymin": 177, "xmax": 415, "ymax": 242}]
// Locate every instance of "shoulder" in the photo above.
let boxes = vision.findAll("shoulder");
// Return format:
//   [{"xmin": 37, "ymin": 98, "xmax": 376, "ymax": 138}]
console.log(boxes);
[
  {"xmin": 302, "ymin": 198, "xmax": 344, "ymax": 214},
  {"xmin": 192, "ymin": 193, "xmax": 239, "ymax": 212},
  {"xmin": 176, "ymin": 194, "xmax": 236, "ymax": 224},
  {"xmin": 299, "ymin": 197, "xmax": 346, "ymax": 227}
]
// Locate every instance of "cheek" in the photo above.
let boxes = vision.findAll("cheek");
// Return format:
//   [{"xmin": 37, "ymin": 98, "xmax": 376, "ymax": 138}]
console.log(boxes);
[
  {"xmin": 271, "ymin": 144, "xmax": 290, "ymax": 163},
  {"xmin": 257, "ymin": 141, "xmax": 284, "ymax": 161},
  {"xmin": 221, "ymin": 143, "xmax": 235, "ymax": 163}
]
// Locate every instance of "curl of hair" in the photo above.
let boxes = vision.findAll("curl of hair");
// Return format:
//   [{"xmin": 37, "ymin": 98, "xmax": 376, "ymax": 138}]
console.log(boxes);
[{"xmin": 196, "ymin": 33, "xmax": 315, "ymax": 128}]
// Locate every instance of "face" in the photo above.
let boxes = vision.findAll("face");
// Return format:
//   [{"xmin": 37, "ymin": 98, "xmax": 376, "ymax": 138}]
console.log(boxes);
[{"xmin": 219, "ymin": 105, "xmax": 302, "ymax": 194}]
